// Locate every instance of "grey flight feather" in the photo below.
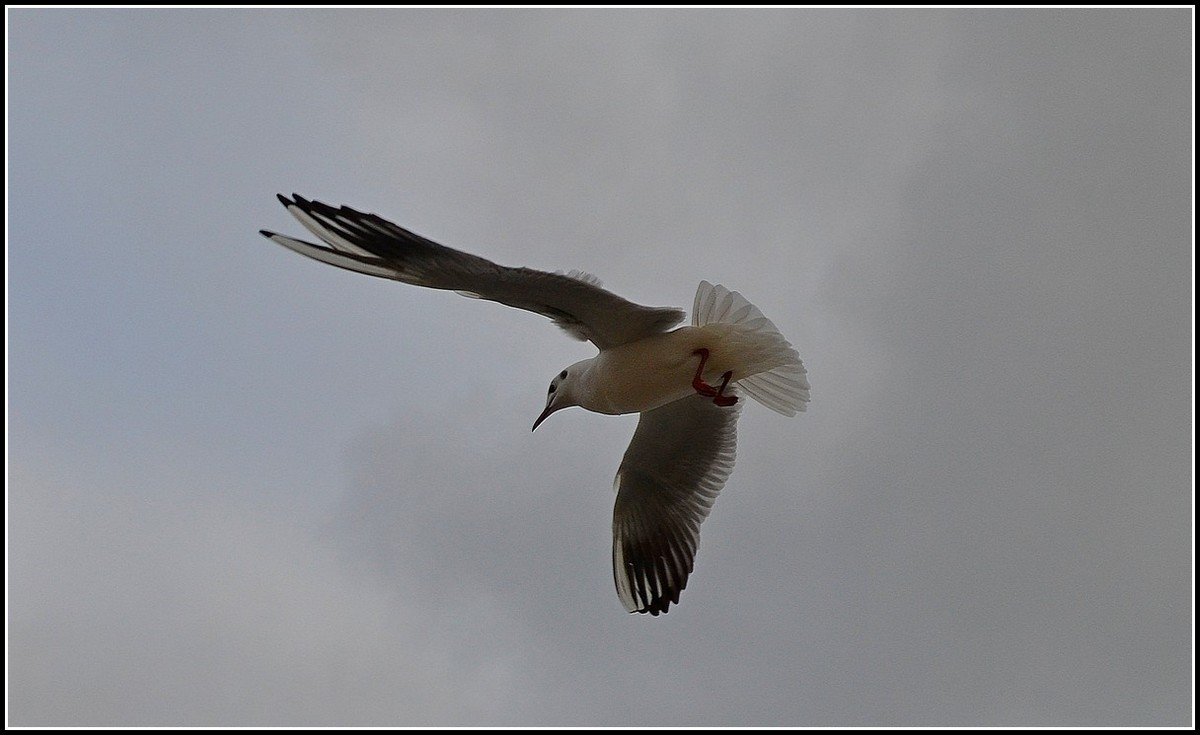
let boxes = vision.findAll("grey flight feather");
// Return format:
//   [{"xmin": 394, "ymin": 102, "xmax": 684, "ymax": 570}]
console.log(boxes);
[
  {"xmin": 260, "ymin": 194, "xmax": 685, "ymax": 350},
  {"xmin": 612, "ymin": 393, "xmax": 740, "ymax": 615}
]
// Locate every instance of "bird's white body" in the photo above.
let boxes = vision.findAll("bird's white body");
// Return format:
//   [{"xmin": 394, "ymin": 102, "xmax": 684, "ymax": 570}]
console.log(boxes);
[{"xmin": 577, "ymin": 324, "xmax": 794, "ymax": 416}]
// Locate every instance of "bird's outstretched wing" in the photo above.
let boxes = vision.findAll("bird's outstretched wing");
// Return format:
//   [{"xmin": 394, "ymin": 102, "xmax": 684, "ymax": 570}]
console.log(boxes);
[
  {"xmin": 260, "ymin": 194, "xmax": 685, "ymax": 349},
  {"xmin": 612, "ymin": 393, "xmax": 740, "ymax": 615}
]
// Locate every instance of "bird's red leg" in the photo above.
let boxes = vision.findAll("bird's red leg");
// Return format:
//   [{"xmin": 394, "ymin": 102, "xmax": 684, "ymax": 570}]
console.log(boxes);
[
  {"xmin": 713, "ymin": 370, "xmax": 739, "ymax": 407},
  {"xmin": 691, "ymin": 348, "xmax": 718, "ymax": 397}
]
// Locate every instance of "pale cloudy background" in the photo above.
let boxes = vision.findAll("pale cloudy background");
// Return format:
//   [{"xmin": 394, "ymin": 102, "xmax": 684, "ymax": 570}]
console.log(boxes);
[{"xmin": 7, "ymin": 8, "xmax": 1192, "ymax": 726}]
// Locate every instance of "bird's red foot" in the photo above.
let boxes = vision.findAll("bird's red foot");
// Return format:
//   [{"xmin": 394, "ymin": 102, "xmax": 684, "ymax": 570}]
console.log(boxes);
[
  {"xmin": 712, "ymin": 370, "xmax": 738, "ymax": 406},
  {"xmin": 692, "ymin": 348, "xmax": 719, "ymax": 396},
  {"xmin": 693, "ymin": 349, "xmax": 738, "ymax": 407}
]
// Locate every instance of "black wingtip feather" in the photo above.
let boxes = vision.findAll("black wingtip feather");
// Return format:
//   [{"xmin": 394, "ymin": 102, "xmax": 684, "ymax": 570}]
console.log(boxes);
[
  {"xmin": 276, "ymin": 193, "xmax": 292, "ymax": 207},
  {"xmin": 259, "ymin": 229, "xmax": 276, "ymax": 238}
]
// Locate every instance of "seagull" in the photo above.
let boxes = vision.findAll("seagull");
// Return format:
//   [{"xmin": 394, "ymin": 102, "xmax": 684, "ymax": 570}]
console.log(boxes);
[{"xmin": 260, "ymin": 194, "xmax": 809, "ymax": 615}]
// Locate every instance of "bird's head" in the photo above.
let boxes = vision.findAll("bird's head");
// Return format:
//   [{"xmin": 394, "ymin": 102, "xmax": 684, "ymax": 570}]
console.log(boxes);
[{"xmin": 532, "ymin": 360, "xmax": 589, "ymax": 431}]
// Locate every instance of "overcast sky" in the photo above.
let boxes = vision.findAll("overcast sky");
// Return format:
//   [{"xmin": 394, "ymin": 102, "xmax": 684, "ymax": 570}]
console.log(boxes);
[{"xmin": 7, "ymin": 8, "xmax": 1192, "ymax": 726}]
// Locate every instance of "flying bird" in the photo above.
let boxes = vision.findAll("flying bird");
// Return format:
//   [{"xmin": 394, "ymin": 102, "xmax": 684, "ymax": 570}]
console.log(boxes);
[{"xmin": 260, "ymin": 194, "xmax": 809, "ymax": 615}]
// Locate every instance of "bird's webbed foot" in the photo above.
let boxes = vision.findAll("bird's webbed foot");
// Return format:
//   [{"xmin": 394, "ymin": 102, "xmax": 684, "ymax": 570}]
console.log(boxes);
[{"xmin": 692, "ymin": 348, "xmax": 738, "ymax": 407}]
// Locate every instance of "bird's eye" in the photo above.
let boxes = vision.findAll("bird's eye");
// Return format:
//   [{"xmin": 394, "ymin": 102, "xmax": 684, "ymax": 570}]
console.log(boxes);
[
  {"xmin": 560, "ymin": 370, "xmax": 568, "ymax": 379},
  {"xmin": 548, "ymin": 384, "xmax": 556, "ymax": 394}
]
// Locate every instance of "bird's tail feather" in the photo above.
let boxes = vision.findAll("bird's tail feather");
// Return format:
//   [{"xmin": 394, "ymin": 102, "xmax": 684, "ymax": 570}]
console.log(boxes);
[{"xmin": 692, "ymin": 280, "xmax": 809, "ymax": 416}]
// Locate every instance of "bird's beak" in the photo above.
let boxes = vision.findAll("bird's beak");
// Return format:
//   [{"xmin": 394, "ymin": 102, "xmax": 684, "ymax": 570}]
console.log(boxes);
[{"xmin": 532, "ymin": 404, "xmax": 557, "ymax": 432}]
